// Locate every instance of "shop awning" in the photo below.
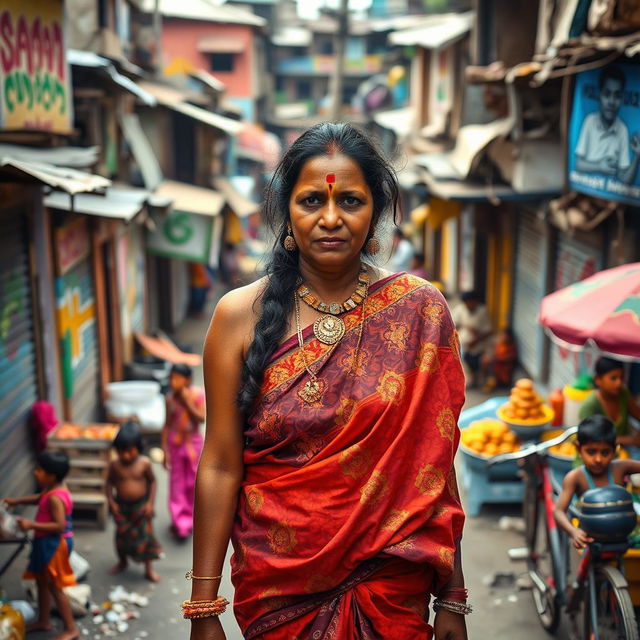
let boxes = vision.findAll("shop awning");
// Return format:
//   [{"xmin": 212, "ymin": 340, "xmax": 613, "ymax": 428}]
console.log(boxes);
[
  {"xmin": 189, "ymin": 69, "xmax": 226, "ymax": 93},
  {"xmin": 44, "ymin": 185, "xmax": 150, "ymax": 221},
  {"xmin": 198, "ymin": 36, "xmax": 245, "ymax": 53},
  {"xmin": 152, "ymin": 180, "xmax": 225, "ymax": 217},
  {"xmin": 137, "ymin": 81, "xmax": 243, "ymax": 135},
  {"xmin": 214, "ymin": 177, "xmax": 258, "ymax": 218},
  {"xmin": 0, "ymin": 158, "xmax": 110, "ymax": 195},
  {"xmin": 0, "ymin": 143, "xmax": 100, "ymax": 169},
  {"xmin": 418, "ymin": 169, "xmax": 559, "ymax": 202},
  {"xmin": 373, "ymin": 107, "xmax": 414, "ymax": 138},
  {"xmin": 237, "ymin": 124, "xmax": 282, "ymax": 170},
  {"xmin": 389, "ymin": 12, "xmax": 474, "ymax": 49},
  {"xmin": 67, "ymin": 50, "xmax": 156, "ymax": 106},
  {"xmin": 414, "ymin": 116, "xmax": 515, "ymax": 179},
  {"xmin": 134, "ymin": 332, "xmax": 202, "ymax": 366}
]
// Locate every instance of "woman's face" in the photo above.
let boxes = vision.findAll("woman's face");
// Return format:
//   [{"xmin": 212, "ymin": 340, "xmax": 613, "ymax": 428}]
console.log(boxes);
[{"xmin": 289, "ymin": 153, "xmax": 374, "ymax": 268}]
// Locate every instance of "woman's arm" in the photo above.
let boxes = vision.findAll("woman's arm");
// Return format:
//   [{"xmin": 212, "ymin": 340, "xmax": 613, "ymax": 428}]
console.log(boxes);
[{"xmin": 190, "ymin": 289, "xmax": 253, "ymax": 640}]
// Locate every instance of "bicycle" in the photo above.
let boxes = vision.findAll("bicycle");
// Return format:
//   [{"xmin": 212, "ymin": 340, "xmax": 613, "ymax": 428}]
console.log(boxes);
[{"xmin": 489, "ymin": 428, "xmax": 639, "ymax": 640}]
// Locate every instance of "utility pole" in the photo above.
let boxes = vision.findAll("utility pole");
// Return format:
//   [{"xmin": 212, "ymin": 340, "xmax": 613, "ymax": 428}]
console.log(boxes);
[
  {"xmin": 153, "ymin": 0, "xmax": 163, "ymax": 72},
  {"xmin": 330, "ymin": 0, "xmax": 349, "ymax": 121}
]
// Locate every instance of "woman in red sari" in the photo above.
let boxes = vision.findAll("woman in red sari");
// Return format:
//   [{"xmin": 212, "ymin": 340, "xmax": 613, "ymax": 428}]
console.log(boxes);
[{"xmin": 189, "ymin": 123, "xmax": 468, "ymax": 640}]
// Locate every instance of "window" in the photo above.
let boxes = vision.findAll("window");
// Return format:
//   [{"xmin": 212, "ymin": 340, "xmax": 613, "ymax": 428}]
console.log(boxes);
[
  {"xmin": 297, "ymin": 81, "xmax": 312, "ymax": 100},
  {"xmin": 210, "ymin": 53, "xmax": 235, "ymax": 72},
  {"xmin": 319, "ymin": 40, "xmax": 334, "ymax": 55}
]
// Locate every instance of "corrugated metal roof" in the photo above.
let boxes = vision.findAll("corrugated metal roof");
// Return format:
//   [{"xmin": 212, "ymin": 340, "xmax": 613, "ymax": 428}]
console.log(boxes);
[
  {"xmin": 132, "ymin": 0, "xmax": 265, "ymax": 26},
  {"xmin": 153, "ymin": 180, "xmax": 225, "ymax": 217},
  {"xmin": 0, "ymin": 144, "xmax": 100, "ymax": 169},
  {"xmin": 214, "ymin": 177, "xmax": 258, "ymax": 218},
  {"xmin": 0, "ymin": 158, "xmax": 111, "ymax": 194},
  {"xmin": 389, "ymin": 12, "xmax": 474, "ymax": 49},
  {"xmin": 137, "ymin": 81, "xmax": 243, "ymax": 135},
  {"xmin": 67, "ymin": 50, "xmax": 156, "ymax": 106},
  {"xmin": 44, "ymin": 185, "xmax": 150, "ymax": 221}
]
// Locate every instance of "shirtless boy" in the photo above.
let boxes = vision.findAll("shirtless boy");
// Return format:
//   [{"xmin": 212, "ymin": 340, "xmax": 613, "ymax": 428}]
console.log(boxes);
[
  {"xmin": 554, "ymin": 415, "xmax": 640, "ymax": 549},
  {"xmin": 106, "ymin": 422, "xmax": 162, "ymax": 581}
]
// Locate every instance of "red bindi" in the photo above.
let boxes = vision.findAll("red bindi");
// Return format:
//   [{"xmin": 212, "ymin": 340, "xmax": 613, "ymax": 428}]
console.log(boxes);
[{"xmin": 325, "ymin": 173, "xmax": 336, "ymax": 184}]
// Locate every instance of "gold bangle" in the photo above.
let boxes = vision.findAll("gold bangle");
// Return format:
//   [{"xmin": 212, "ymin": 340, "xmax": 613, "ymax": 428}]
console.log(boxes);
[{"xmin": 185, "ymin": 569, "xmax": 223, "ymax": 581}]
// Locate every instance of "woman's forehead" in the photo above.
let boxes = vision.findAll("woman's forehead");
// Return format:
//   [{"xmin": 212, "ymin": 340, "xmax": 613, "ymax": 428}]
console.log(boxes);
[{"xmin": 295, "ymin": 153, "xmax": 367, "ymax": 186}]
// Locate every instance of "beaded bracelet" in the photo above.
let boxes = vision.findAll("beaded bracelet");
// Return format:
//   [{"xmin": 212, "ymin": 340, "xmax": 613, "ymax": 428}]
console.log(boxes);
[
  {"xmin": 181, "ymin": 597, "xmax": 229, "ymax": 620},
  {"xmin": 433, "ymin": 598, "xmax": 473, "ymax": 616}
]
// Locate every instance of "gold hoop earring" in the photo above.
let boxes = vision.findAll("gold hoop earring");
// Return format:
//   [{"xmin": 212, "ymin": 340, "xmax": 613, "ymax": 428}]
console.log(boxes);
[
  {"xmin": 284, "ymin": 226, "xmax": 297, "ymax": 251},
  {"xmin": 365, "ymin": 236, "xmax": 380, "ymax": 255}
]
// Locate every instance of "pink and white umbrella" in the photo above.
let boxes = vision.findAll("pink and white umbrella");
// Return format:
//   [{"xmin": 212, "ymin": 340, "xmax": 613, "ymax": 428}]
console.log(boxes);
[{"xmin": 539, "ymin": 262, "xmax": 640, "ymax": 359}]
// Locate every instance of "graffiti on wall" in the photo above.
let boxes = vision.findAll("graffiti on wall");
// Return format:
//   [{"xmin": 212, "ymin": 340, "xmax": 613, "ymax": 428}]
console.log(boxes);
[
  {"xmin": 55, "ymin": 269, "xmax": 95, "ymax": 399},
  {"xmin": 0, "ymin": 0, "xmax": 72, "ymax": 133}
]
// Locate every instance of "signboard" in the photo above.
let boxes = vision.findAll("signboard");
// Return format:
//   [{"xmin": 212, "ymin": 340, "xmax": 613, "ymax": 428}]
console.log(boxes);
[
  {"xmin": 568, "ymin": 63, "xmax": 640, "ymax": 205},
  {"xmin": 0, "ymin": 0, "xmax": 73, "ymax": 133},
  {"xmin": 55, "ymin": 218, "xmax": 90, "ymax": 276},
  {"xmin": 147, "ymin": 211, "xmax": 213, "ymax": 263}
]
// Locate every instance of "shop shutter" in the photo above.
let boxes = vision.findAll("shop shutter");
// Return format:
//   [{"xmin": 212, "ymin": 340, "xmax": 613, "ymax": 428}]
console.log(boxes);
[
  {"xmin": 58, "ymin": 258, "xmax": 100, "ymax": 423},
  {"xmin": 0, "ymin": 211, "xmax": 38, "ymax": 496},
  {"xmin": 512, "ymin": 211, "xmax": 548, "ymax": 380},
  {"xmin": 547, "ymin": 233, "xmax": 603, "ymax": 391}
]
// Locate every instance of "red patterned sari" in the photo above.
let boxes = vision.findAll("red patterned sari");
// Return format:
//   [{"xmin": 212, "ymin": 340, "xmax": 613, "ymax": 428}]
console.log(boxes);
[{"xmin": 231, "ymin": 273, "xmax": 466, "ymax": 639}]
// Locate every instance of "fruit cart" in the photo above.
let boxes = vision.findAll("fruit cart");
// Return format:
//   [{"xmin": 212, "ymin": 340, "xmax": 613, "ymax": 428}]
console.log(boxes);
[
  {"xmin": 458, "ymin": 380, "xmax": 558, "ymax": 516},
  {"xmin": 47, "ymin": 423, "xmax": 119, "ymax": 529}
]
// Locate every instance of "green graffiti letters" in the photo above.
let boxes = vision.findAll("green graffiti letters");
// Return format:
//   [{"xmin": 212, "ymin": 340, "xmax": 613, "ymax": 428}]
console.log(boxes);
[{"xmin": 4, "ymin": 69, "xmax": 66, "ymax": 113}]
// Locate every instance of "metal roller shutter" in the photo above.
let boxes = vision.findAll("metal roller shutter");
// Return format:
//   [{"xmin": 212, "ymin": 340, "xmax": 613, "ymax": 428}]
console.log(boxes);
[
  {"xmin": 547, "ymin": 233, "xmax": 603, "ymax": 391},
  {"xmin": 512, "ymin": 211, "xmax": 548, "ymax": 380},
  {"xmin": 0, "ymin": 209, "xmax": 38, "ymax": 496}
]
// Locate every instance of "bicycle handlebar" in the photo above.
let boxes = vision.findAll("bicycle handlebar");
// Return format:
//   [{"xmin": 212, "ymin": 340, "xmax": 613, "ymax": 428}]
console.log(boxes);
[{"xmin": 486, "ymin": 426, "xmax": 578, "ymax": 467}]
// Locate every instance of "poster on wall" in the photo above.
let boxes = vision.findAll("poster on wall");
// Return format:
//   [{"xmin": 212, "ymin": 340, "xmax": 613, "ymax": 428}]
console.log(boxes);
[
  {"xmin": 0, "ymin": 0, "xmax": 73, "ymax": 133},
  {"xmin": 568, "ymin": 63, "xmax": 640, "ymax": 205}
]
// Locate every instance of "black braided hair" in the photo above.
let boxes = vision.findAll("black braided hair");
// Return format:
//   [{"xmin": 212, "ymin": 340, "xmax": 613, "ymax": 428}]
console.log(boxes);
[{"xmin": 237, "ymin": 122, "xmax": 400, "ymax": 414}]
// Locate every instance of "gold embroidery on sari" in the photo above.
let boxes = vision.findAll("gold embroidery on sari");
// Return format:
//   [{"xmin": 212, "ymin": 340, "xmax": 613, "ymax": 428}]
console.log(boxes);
[
  {"xmin": 383, "ymin": 321, "xmax": 410, "ymax": 352},
  {"xmin": 415, "ymin": 464, "xmax": 445, "ymax": 496},
  {"xmin": 246, "ymin": 487, "xmax": 264, "ymax": 518},
  {"xmin": 437, "ymin": 408, "xmax": 456, "ymax": 441},
  {"xmin": 416, "ymin": 341, "xmax": 439, "ymax": 373},
  {"xmin": 381, "ymin": 509, "xmax": 410, "ymax": 531},
  {"xmin": 267, "ymin": 522, "xmax": 297, "ymax": 554},
  {"xmin": 376, "ymin": 370, "xmax": 405, "ymax": 405},
  {"xmin": 339, "ymin": 444, "xmax": 373, "ymax": 479},
  {"xmin": 360, "ymin": 470, "xmax": 389, "ymax": 506}
]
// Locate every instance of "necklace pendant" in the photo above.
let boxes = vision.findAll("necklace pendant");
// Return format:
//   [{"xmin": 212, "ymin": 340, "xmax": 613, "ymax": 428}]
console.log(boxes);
[
  {"xmin": 298, "ymin": 378, "xmax": 326, "ymax": 404},
  {"xmin": 313, "ymin": 315, "xmax": 346, "ymax": 345}
]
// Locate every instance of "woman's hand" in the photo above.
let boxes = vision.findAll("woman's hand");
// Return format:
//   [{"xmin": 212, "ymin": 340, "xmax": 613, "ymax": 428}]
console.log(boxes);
[
  {"xmin": 190, "ymin": 616, "xmax": 226, "ymax": 640},
  {"xmin": 434, "ymin": 608, "xmax": 468, "ymax": 640}
]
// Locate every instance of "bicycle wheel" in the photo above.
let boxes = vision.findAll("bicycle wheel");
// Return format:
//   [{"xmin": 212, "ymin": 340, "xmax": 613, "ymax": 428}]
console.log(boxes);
[
  {"xmin": 524, "ymin": 483, "xmax": 561, "ymax": 633},
  {"xmin": 583, "ymin": 565, "xmax": 639, "ymax": 640}
]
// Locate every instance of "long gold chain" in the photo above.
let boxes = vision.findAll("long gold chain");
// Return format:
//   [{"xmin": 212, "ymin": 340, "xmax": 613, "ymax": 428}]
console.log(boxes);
[{"xmin": 294, "ymin": 275, "xmax": 369, "ymax": 404}]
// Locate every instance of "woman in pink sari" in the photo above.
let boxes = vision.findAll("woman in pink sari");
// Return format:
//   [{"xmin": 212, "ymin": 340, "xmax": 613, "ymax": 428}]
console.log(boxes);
[{"xmin": 188, "ymin": 123, "xmax": 469, "ymax": 639}]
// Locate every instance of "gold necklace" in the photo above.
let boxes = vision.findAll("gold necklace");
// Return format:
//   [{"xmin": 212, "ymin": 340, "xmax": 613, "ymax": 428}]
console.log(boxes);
[
  {"xmin": 294, "ymin": 284, "xmax": 369, "ymax": 406},
  {"xmin": 297, "ymin": 265, "xmax": 370, "ymax": 345}
]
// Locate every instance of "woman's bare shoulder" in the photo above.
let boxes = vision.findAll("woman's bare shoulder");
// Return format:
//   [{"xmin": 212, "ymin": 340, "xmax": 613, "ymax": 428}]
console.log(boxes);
[{"xmin": 212, "ymin": 277, "xmax": 267, "ymax": 325}]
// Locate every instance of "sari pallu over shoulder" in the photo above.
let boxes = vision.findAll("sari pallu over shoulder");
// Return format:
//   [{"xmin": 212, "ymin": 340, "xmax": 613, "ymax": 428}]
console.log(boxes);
[{"xmin": 231, "ymin": 273, "xmax": 466, "ymax": 636}]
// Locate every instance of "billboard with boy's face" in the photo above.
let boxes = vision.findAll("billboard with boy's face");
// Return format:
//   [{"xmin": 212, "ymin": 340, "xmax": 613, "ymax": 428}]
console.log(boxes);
[{"xmin": 568, "ymin": 63, "xmax": 640, "ymax": 206}]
